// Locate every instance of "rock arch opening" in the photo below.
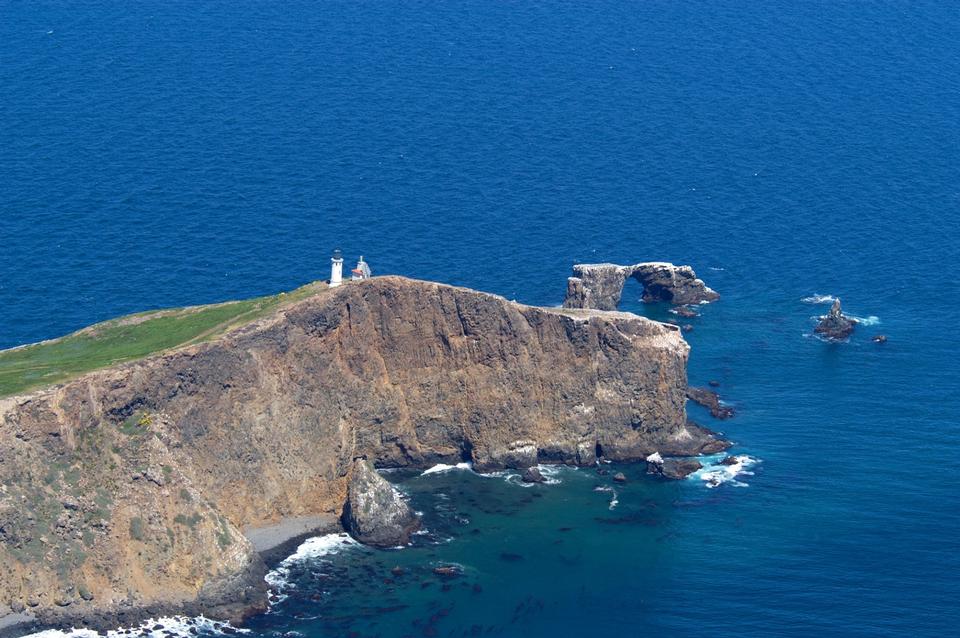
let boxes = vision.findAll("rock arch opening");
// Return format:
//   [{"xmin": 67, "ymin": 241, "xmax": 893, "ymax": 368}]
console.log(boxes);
[{"xmin": 563, "ymin": 262, "xmax": 718, "ymax": 310}]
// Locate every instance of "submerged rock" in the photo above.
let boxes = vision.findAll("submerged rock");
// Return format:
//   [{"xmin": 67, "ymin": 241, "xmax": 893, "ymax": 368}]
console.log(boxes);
[
  {"xmin": 341, "ymin": 458, "xmax": 420, "ymax": 548},
  {"xmin": 612, "ymin": 472, "xmax": 627, "ymax": 484},
  {"xmin": 814, "ymin": 298, "xmax": 856, "ymax": 340},
  {"xmin": 432, "ymin": 566, "xmax": 460, "ymax": 578},
  {"xmin": 872, "ymin": 334, "xmax": 888, "ymax": 344}
]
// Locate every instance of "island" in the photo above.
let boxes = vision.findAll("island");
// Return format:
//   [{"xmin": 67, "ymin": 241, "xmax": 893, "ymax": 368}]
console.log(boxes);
[{"xmin": 0, "ymin": 275, "xmax": 728, "ymax": 634}]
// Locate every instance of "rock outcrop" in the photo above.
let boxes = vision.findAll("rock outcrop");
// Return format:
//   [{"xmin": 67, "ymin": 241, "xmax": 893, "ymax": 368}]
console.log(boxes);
[
  {"xmin": 646, "ymin": 456, "xmax": 702, "ymax": 480},
  {"xmin": 520, "ymin": 467, "xmax": 546, "ymax": 484},
  {"xmin": 0, "ymin": 276, "xmax": 726, "ymax": 631},
  {"xmin": 814, "ymin": 298, "xmax": 856, "ymax": 340},
  {"xmin": 341, "ymin": 459, "xmax": 420, "ymax": 547},
  {"xmin": 686, "ymin": 387, "xmax": 735, "ymax": 420},
  {"xmin": 564, "ymin": 262, "xmax": 719, "ymax": 311}
]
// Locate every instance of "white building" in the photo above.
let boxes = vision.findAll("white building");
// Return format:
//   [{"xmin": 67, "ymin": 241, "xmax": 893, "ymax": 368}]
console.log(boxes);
[
  {"xmin": 351, "ymin": 256, "xmax": 372, "ymax": 281},
  {"xmin": 330, "ymin": 249, "xmax": 343, "ymax": 287}
]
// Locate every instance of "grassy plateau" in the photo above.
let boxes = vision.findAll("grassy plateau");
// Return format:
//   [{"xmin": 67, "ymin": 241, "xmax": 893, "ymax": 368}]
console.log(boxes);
[{"xmin": 0, "ymin": 281, "xmax": 327, "ymax": 398}]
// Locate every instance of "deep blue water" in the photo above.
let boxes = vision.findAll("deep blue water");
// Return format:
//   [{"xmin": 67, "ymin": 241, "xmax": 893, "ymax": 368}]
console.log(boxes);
[{"xmin": 3, "ymin": 1, "xmax": 959, "ymax": 636}]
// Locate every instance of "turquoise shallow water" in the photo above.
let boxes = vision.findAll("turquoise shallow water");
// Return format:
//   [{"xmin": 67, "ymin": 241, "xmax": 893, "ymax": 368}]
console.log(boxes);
[{"xmin": 3, "ymin": 1, "xmax": 959, "ymax": 636}]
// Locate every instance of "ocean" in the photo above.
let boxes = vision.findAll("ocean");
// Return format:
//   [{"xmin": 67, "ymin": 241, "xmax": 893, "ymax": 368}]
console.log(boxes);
[{"xmin": 2, "ymin": 1, "xmax": 959, "ymax": 636}]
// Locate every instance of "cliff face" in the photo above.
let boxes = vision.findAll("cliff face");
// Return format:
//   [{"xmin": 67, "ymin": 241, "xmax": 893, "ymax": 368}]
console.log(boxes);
[{"xmin": 0, "ymin": 277, "xmax": 722, "ymax": 630}]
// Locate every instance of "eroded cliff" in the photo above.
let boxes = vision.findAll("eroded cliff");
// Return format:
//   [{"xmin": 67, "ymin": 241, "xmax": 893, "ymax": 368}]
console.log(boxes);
[
  {"xmin": 0, "ymin": 277, "xmax": 724, "ymax": 632},
  {"xmin": 564, "ymin": 262, "xmax": 719, "ymax": 310}
]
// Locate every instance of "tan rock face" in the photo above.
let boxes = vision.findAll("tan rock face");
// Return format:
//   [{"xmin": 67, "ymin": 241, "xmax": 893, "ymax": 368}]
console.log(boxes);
[{"xmin": 0, "ymin": 276, "xmax": 722, "ymax": 630}]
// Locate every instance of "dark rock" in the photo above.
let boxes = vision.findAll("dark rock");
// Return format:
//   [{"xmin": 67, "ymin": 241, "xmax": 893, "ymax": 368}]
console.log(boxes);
[
  {"xmin": 390, "ymin": 566, "xmax": 405, "ymax": 577},
  {"xmin": 612, "ymin": 472, "xmax": 627, "ymax": 484},
  {"xmin": 686, "ymin": 387, "xmax": 734, "ymax": 419},
  {"xmin": 720, "ymin": 456, "xmax": 739, "ymax": 466},
  {"xmin": 681, "ymin": 324, "xmax": 694, "ymax": 333},
  {"xmin": 646, "ymin": 457, "xmax": 702, "ymax": 480},
  {"xmin": 697, "ymin": 437, "xmax": 733, "ymax": 455},
  {"xmin": 9, "ymin": 600, "xmax": 25, "ymax": 613},
  {"xmin": 674, "ymin": 306, "xmax": 698, "ymax": 318},
  {"xmin": 708, "ymin": 380, "xmax": 720, "ymax": 388},
  {"xmin": 341, "ymin": 459, "xmax": 420, "ymax": 548},
  {"xmin": 564, "ymin": 262, "xmax": 719, "ymax": 310},
  {"xmin": 432, "ymin": 566, "xmax": 460, "ymax": 578},
  {"xmin": 520, "ymin": 467, "xmax": 546, "ymax": 484},
  {"xmin": 814, "ymin": 298, "xmax": 856, "ymax": 341},
  {"xmin": 872, "ymin": 335, "xmax": 887, "ymax": 343}
]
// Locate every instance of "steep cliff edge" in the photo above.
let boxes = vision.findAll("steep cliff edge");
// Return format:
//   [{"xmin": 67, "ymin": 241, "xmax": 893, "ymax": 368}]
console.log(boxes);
[{"xmin": 0, "ymin": 276, "xmax": 724, "ymax": 632}]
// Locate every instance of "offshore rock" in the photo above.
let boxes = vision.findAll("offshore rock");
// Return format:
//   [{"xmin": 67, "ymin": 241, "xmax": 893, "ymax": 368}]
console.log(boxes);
[
  {"xmin": 646, "ymin": 457, "xmax": 702, "ymax": 480},
  {"xmin": 341, "ymin": 459, "xmax": 420, "ymax": 548},
  {"xmin": 0, "ymin": 276, "xmax": 725, "ymax": 630},
  {"xmin": 564, "ymin": 262, "xmax": 719, "ymax": 311},
  {"xmin": 520, "ymin": 467, "xmax": 546, "ymax": 483},
  {"xmin": 686, "ymin": 387, "xmax": 735, "ymax": 420},
  {"xmin": 814, "ymin": 298, "xmax": 856, "ymax": 340}
]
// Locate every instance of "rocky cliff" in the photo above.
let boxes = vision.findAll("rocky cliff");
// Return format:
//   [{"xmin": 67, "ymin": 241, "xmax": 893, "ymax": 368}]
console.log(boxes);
[
  {"xmin": 0, "ymin": 277, "xmax": 724, "ymax": 632},
  {"xmin": 564, "ymin": 262, "xmax": 719, "ymax": 310}
]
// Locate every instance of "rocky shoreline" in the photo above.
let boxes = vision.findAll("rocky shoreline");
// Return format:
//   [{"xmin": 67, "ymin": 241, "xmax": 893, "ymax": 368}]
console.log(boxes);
[{"xmin": 0, "ymin": 275, "xmax": 729, "ymax": 635}]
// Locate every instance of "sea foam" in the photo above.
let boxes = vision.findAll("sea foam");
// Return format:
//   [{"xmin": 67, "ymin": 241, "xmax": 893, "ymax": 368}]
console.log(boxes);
[
  {"xmin": 264, "ymin": 533, "xmax": 360, "ymax": 596},
  {"xmin": 690, "ymin": 454, "xmax": 760, "ymax": 488},
  {"xmin": 23, "ymin": 615, "xmax": 248, "ymax": 638},
  {"xmin": 420, "ymin": 462, "xmax": 473, "ymax": 476}
]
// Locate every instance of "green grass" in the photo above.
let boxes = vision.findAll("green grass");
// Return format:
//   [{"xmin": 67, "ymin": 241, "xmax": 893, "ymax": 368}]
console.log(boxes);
[{"xmin": 0, "ymin": 281, "xmax": 326, "ymax": 398}]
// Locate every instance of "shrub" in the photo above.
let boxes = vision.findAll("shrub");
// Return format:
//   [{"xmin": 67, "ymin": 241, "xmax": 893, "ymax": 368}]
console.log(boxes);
[{"xmin": 129, "ymin": 517, "xmax": 145, "ymax": 541}]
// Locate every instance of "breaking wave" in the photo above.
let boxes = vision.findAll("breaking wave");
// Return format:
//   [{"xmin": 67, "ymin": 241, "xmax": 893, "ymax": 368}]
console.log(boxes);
[
  {"xmin": 593, "ymin": 485, "xmax": 619, "ymax": 510},
  {"xmin": 264, "ymin": 533, "xmax": 360, "ymax": 598},
  {"xmin": 848, "ymin": 314, "xmax": 881, "ymax": 326},
  {"xmin": 802, "ymin": 294, "xmax": 837, "ymax": 304},
  {"xmin": 23, "ymin": 616, "xmax": 248, "ymax": 638},
  {"xmin": 420, "ymin": 462, "xmax": 473, "ymax": 475},
  {"xmin": 690, "ymin": 454, "xmax": 760, "ymax": 489}
]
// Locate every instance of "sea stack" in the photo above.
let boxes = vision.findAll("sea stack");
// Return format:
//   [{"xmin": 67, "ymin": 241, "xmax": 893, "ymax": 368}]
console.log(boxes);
[
  {"xmin": 564, "ymin": 262, "xmax": 718, "ymax": 311},
  {"xmin": 815, "ymin": 298, "xmax": 856, "ymax": 340},
  {"xmin": 341, "ymin": 459, "xmax": 420, "ymax": 548}
]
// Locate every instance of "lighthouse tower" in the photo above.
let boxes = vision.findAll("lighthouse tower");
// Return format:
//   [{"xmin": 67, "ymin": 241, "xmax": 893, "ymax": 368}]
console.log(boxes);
[{"xmin": 330, "ymin": 249, "xmax": 344, "ymax": 287}]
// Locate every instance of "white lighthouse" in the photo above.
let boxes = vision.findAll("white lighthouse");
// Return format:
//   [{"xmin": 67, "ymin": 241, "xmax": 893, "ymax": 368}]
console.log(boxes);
[{"xmin": 330, "ymin": 249, "xmax": 344, "ymax": 287}]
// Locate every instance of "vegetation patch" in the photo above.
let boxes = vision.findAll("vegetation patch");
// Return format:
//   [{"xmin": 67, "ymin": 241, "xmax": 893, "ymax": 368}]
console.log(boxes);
[
  {"xmin": 129, "ymin": 517, "xmax": 145, "ymax": 541},
  {"xmin": 215, "ymin": 515, "xmax": 233, "ymax": 549},
  {"xmin": 0, "ymin": 281, "xmax": 325, "ymax": 398},
  {"xmin": 120, "ymin": 411, "xmax": 153, "ymax": 436},
  {"xmin": 174, "ymin": 512, "xmax": 203, "ymax": 528}
]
